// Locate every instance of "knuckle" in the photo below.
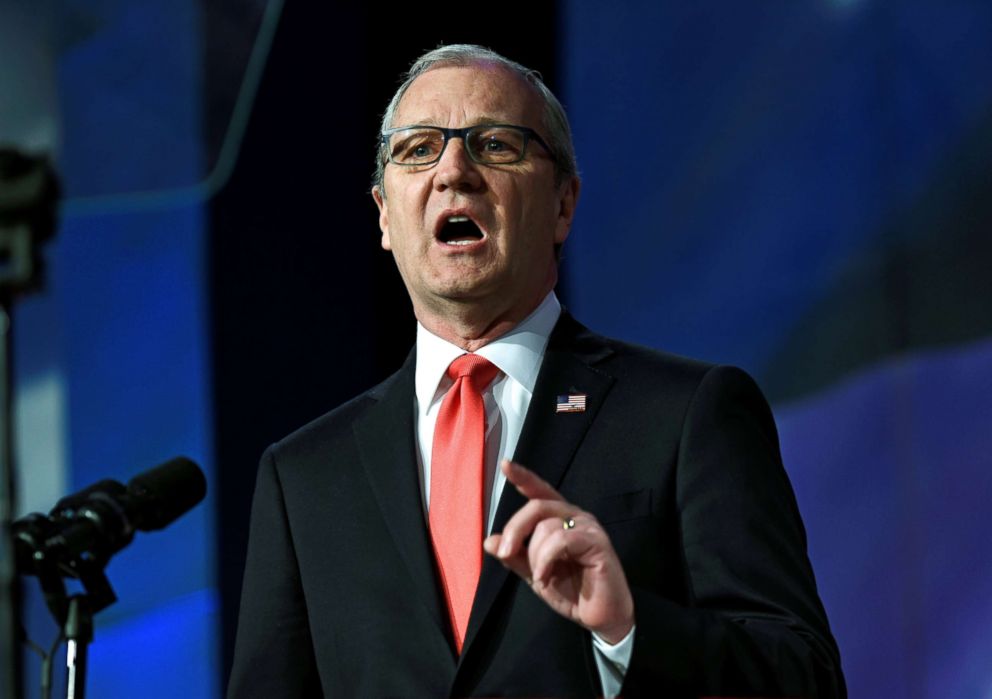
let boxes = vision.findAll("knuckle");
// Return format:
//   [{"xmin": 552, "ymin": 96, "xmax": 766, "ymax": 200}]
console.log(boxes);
[
  {"xmin": 535, "ymin": 517, "xmax": 559, "ymax": 539},
  {"xmin": 581, "ymin": 510, "xmax": 598, "ymax": 525}
]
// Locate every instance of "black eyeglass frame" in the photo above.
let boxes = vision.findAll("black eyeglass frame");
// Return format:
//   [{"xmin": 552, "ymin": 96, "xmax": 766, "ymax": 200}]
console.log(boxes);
[{"xmin": 380, "ymin": 124, "xmax": 554, "ymax": 167}]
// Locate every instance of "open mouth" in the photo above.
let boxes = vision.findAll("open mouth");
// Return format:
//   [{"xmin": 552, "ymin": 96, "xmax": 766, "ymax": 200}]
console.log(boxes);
[{"xmin": 437, "ymin": 215, "xmax": 485, "ymax": 246}]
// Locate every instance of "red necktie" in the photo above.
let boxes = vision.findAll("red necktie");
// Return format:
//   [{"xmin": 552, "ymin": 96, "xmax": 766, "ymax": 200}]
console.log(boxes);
[{"xmin": 429, "ymin": 354, "xmax": 501, "ymax": 653}]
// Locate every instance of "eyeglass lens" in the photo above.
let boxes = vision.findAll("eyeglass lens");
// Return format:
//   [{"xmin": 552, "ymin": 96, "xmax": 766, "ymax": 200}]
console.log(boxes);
[{"xmin": 388, "ymin": 127, "xmax": 528, "ymax": 165}]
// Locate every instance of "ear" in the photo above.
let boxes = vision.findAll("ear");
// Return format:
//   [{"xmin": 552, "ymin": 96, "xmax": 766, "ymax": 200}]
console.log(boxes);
[
  {"xmin": 554, "ymin": 175, "xmax": 580, "ymax": 245},
  {"xmin": 372, "ymin": 185, "xmax": 391, "ymax": 250}
]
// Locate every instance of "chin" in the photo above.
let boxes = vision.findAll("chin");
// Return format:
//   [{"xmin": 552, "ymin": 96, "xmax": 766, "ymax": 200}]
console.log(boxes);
[{"xmin": 430, "ymin": 270, "xmax": 500, "ymax": 296}]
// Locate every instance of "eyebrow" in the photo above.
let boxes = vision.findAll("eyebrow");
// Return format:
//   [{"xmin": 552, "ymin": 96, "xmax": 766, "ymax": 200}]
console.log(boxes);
[{"xmin": 392, "ymin": 117, "xmax": 511, "ymax": 129}]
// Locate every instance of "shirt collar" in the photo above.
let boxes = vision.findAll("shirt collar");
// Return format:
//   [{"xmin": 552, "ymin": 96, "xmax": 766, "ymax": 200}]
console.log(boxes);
[{"xmin": 415, "ymin": 292, "xmax": 562, "ymax": 412}]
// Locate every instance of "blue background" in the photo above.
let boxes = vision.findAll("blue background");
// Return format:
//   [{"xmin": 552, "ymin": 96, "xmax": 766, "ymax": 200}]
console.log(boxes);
[
  {"xmin": 6, "ymin": 1, "xmax": 991, "ymax": 697},
  {"xmin": 562, "ymin": 3, "xmax": 992, "ymax": 697}
]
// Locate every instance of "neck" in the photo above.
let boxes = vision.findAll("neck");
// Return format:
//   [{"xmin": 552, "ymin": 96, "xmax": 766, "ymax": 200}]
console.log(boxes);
[{"xmin": 414, "ymin": 291, "xmax": 551, "ymax": 352}]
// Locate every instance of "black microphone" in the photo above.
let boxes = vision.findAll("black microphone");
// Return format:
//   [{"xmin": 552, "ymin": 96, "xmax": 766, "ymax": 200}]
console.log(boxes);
[{"xmin": 13, "ymin": 457, "xmax": 206, "ymax": 576}]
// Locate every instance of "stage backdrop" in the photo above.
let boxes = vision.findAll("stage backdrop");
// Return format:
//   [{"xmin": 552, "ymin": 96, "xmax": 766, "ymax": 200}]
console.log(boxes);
[
  {"xmin": 14, "ymin": 1, "xmax": 218, "ymax": 697},
  {"xmin": 562, "ymin": 3, "xmax": 992, "ymax": 698},
  {"xmin": 9, "ymin": 1, "xmax": 991, "ymax": 698}
]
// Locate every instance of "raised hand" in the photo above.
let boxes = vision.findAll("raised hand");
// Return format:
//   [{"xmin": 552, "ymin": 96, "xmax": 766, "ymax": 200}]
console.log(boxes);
[{"xmin": 483, "ymin": 459, "xmax": 635, "ymax": 643}]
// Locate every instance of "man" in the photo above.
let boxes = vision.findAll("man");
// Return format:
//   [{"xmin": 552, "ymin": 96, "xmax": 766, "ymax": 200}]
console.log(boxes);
[{"xmin": 228, "ymin": 45, "xmax": 845, "ymax": 698}]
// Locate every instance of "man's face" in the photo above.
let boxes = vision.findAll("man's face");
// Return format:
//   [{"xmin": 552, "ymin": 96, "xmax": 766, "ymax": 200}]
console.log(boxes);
[{"xmin": 372, "ymin": 63, "xmax": 578, "ymax": 328}]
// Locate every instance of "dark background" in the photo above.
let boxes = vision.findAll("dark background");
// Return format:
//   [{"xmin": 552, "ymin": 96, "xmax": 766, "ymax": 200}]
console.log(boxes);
[
  {"xmin": 4, "ymin": 1, "xmax": 990, "ymax": 697},
  {"xmin": 206, "ymin": 2, "xmax": 563, "ymax": 681}
]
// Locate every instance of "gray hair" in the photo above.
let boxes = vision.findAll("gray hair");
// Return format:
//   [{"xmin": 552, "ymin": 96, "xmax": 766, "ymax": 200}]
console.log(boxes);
[{"xmin": 373, "ymin": 44, "xmax": 578, "ymax": 194}]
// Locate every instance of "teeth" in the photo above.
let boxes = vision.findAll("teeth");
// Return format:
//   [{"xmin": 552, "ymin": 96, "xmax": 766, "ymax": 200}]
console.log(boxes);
[
  {"xmin": 447, "ymin": 215, "xmax": 470, "ymax": 223},
  {"xmin": 447, "ymin": 239, "xmax": 475, "ymax": 246}
]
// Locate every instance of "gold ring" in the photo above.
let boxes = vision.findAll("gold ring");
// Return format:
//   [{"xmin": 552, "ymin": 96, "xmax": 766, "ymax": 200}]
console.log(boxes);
[{"xmin": 563, "ymin": 517, "xmax": 576, "ymax": 530}]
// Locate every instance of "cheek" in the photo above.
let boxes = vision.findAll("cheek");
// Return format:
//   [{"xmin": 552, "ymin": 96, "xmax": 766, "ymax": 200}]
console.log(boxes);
[
  {"xmin": 517, "ymin": 197, "xmax": 559, "ymax": 241},
  {"xmin": 383, "ymin": 201, "xmax": 415, "ymax": 245},
  {"xmin": 387, "ymin": 218, "xmax": 430, "ymax": 269}
]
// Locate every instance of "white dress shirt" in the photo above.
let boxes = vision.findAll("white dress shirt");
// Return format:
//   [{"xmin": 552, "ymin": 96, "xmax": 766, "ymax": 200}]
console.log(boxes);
[{"xmin": 413, "ymin": 292, "xmax": 633, "ymax": 697}]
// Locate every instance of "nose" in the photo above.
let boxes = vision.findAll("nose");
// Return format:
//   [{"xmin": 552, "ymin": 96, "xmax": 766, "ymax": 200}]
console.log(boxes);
[{"xmin": 434, "ymin": 137, "xmax": 483, "ymax": 192}]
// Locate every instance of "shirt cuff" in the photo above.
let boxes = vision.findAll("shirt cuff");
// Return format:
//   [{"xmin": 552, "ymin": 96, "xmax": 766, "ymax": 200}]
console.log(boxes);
[{"xmin": 590, "ymin": 625, "xmax": 635, "ymax": 698}]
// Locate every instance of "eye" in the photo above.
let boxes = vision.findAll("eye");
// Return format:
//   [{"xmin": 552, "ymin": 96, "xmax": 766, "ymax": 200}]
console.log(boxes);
[
  {"xmin": 470, "ymin": 128, "xmax": 525, "ymax": 162},
  {"xmin": 482, "ymin": 138, "xmax": 508, "ymax": 152},
  {"xmin": 391, "ymin": 130, "xmax": 444, "ymax": 163}
]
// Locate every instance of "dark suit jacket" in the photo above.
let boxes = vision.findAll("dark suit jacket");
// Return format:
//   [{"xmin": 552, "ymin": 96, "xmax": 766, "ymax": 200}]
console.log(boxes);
[{"xmin": 228, "ymin": 313, "xmax": 845, "ymax": 698}]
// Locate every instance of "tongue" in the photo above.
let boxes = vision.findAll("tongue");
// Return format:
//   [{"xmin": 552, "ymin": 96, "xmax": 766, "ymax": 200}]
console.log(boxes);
[{"xmin": 440, "ymin": 219, "xmax": 483, "ymax": 244}]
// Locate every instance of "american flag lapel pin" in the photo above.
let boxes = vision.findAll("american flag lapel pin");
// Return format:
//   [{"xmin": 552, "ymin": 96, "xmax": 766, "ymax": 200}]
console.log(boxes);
[{"xmin": 556, "ymin": 392, "xmax": 587, "ymax": 413}]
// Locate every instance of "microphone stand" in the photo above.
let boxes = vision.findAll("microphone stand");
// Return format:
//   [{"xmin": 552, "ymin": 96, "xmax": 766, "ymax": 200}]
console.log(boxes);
[
  {"xmin": 64, "ymin": 597, "xmax": 91, "ymax": 699},
  {"xmin": 0, "ymin": 148, "xmax": 60, "ymax": 699},
  {"xmin": 15, "ymin": 457, "xmax": 206, "ymax": 698},
  {"xmin": 25, "ymin": 528, "xmax": 117, "ymax": 699}
]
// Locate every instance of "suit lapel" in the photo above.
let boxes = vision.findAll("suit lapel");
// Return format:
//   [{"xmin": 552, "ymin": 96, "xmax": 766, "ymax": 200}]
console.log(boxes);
[
  {"xmin": 352, "ymin": 352, "xmax": 448, "ymax": 638},
  {"xmin": 461, "ymin": 312, "xmax": 616, "ymax": 657}
]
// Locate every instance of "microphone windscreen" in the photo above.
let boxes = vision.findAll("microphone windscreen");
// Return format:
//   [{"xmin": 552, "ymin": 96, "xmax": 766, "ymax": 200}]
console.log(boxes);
[
  {"xmin": 51, "ymin": 479, "xmax": 124, "ymax": 518},
  {"xmin": 126, "ymin": 457, "xmax": 207, "ymax": 530}
]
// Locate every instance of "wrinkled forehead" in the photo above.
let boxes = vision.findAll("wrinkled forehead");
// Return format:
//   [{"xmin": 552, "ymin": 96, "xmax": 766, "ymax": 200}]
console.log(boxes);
[{"xmin": 392, "ymin": 62, "xmax": 544, "ymax": 130}]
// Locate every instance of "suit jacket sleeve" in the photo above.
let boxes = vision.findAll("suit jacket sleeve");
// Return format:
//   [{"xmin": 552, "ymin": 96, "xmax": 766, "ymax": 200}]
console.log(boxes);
[
  {"xmin": 227, "ymin": 447, "xmax": 322, "ymax": 698},
  {"xmin": 620, "ymin": 365, "xmax": 845, "ymax": 698}
]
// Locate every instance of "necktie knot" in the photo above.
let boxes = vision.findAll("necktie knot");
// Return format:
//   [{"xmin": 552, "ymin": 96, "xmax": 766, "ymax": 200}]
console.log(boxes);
[{"xmin": 447, "ymin": 354, "xmax": 500, "ymax": 387}]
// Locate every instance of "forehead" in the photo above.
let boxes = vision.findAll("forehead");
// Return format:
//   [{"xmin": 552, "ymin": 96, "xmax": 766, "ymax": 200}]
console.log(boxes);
[{"xmin": 392, "ymin": 63, "xmax": 544, "ymax": 128}]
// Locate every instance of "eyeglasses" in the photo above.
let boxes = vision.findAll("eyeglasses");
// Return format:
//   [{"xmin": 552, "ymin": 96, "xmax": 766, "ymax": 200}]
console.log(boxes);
[{"xmin": 380, "ymin": 124, "xmax": 553, "ymax": 167}]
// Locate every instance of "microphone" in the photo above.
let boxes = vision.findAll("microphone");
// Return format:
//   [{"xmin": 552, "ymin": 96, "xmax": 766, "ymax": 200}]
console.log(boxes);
[{"xmin": 13, "ymin": 457, "xmax": 206, "ymax": 576}]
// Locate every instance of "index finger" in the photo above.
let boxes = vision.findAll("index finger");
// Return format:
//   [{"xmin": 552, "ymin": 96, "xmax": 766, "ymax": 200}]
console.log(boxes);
[{"xmin": 501, "ymin": 459, "xmax": 566, "ymax": 503}]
